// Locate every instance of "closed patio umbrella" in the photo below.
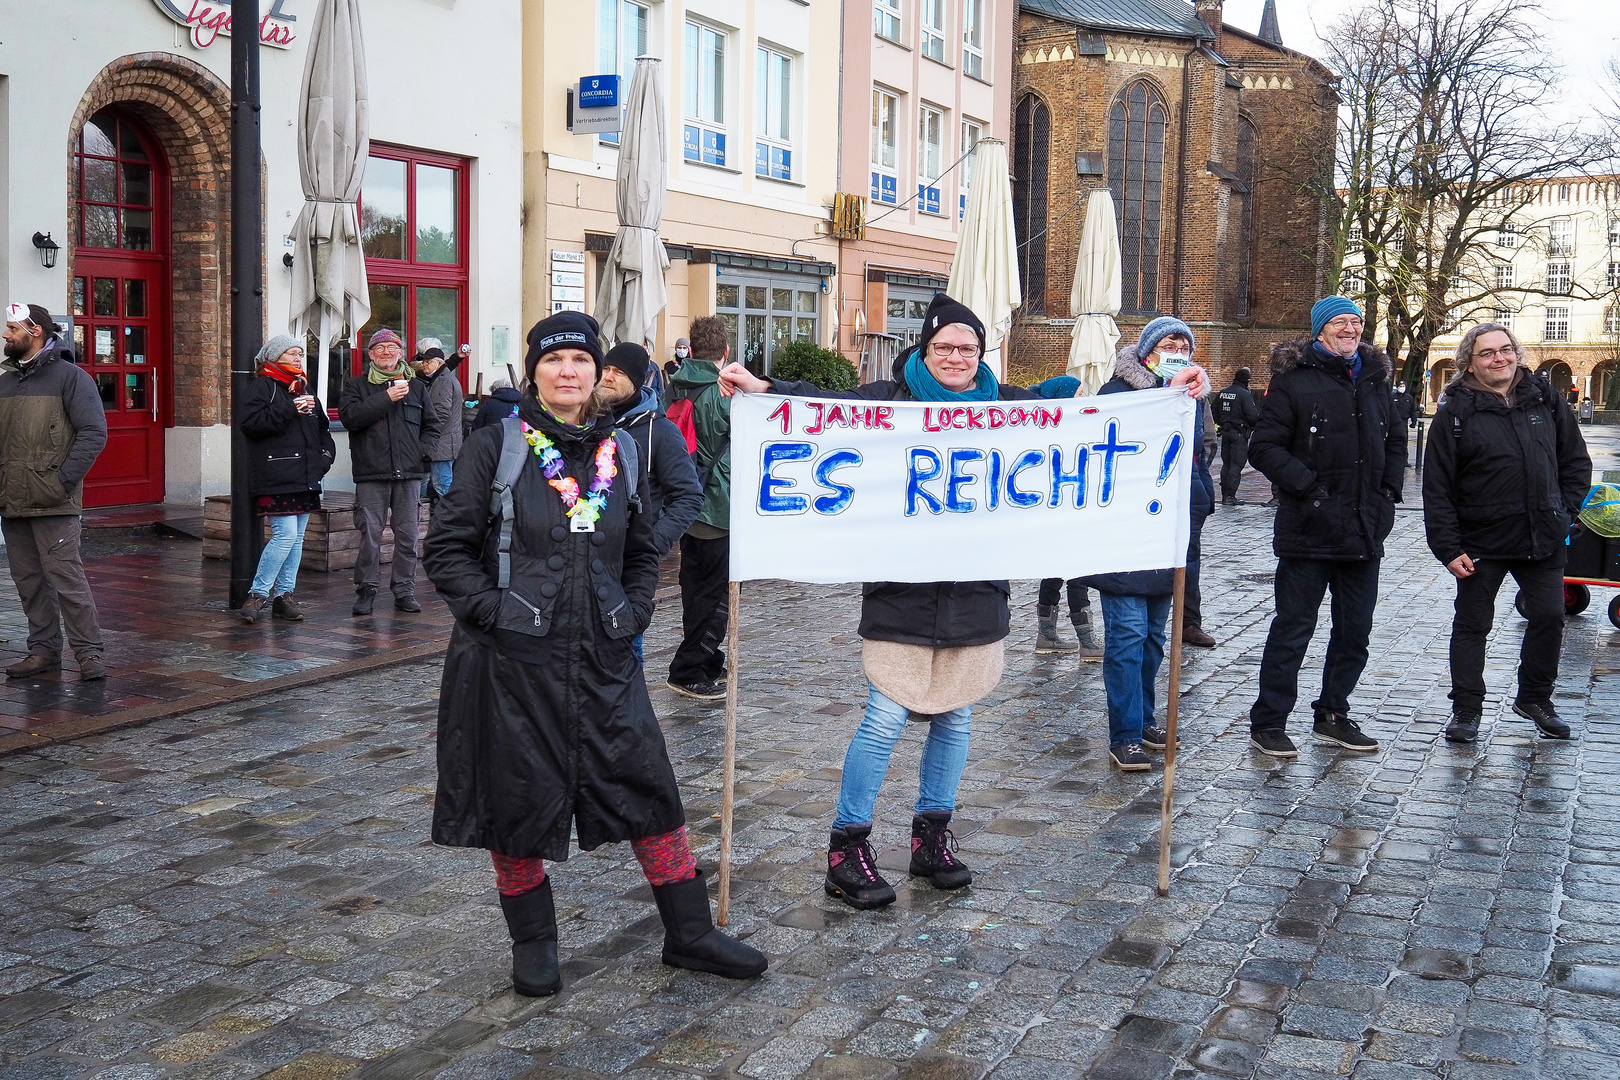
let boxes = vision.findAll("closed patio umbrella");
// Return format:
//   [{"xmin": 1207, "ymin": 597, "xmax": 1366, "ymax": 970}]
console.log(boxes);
[
  {"xmin": 594, "ymin": 57, "xmax": 669, "ymax": 349},
  {"xmin": 1066, "ymin": 189, "xmax": 1122, "ymax": 394},
  {"xmin": 288, "ymin": 0, "xmax": 371, "ymax": 394},
  {"xmin": 947, "ymin": 139, "xmax": 1021, "ymax": 378}
]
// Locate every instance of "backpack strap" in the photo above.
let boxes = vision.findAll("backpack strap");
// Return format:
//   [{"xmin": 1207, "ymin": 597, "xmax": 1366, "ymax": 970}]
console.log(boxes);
[
  {"xmin": 491, "ymin": 416, "xmax": 529, "ymax": 589},
  {"xmin": 613, "ymin": 428, "xmax": 641, "ymax": 512}
]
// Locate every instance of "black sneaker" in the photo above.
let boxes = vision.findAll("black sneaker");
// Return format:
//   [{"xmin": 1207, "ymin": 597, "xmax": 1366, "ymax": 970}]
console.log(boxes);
[
  {"xmin": 1222, "ymin": 495, "xmax": 1239, "ymax": 507},
  {"xmin": 395, "ymin": 594, "xmax": 423, "ymax": 613},
  {"xmin": 1445, "ymin": 711, "xmax": 1481, "ymax": 743},
  {"xmin": 1513, "ymin": 699, "xmax": 1571, "ymax": 739},
  {"xmin": 352, "ymin": 587, "xmax": 377, "ymax": 617},
  {"xmin": 1109, "ymin": 744, "xmax": 1151, "ymax": 771},
  {"xmin": 825, "ymin": 825, "xmax": 896, "ymax": 909},
  {"xmin": 909, "ymin": 812, "xmax": 972, "ymax": 890},
  {"xmin": 1249, "ymin": 729, "xmax": 1298, "ymax": 758},
  {"xmin": 666, "ymin": 678, "xmax": 727, "ymax": 701},
  {"xmin": 1312, "ymin": 709, "xmax": 1379, "ymax": 752}
]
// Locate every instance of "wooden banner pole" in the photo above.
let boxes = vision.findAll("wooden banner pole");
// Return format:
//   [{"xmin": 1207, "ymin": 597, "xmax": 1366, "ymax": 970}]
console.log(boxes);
[
  {"xmin": 717, "ymin": 581, "xmax": 741, "ymax": 926},
  {"xmin": 1157, "ymin": 566, "xmax": 1187, "ymax": 898}
]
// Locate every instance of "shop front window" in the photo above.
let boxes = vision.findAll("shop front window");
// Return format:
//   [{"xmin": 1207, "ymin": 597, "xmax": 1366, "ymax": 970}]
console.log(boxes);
[{"xmin": 717, "ymin": 275, "xmax": 820, "ymax": 375}]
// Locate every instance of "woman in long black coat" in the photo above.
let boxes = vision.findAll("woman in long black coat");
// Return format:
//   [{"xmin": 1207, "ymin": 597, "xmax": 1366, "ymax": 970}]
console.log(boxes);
[
  {"xmin": 422, "ymin": 310, "xmax": 764, "ymax": 997},
  {"xmin": 237, "ymin": 335, "xmax": 335, "ymax": 623}
]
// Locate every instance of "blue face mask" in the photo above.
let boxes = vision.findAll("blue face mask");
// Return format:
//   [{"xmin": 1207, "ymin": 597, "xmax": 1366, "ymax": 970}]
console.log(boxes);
[{"xmin": 1152, "ymin": 351, "xmax": 1192, "ymax": 381}]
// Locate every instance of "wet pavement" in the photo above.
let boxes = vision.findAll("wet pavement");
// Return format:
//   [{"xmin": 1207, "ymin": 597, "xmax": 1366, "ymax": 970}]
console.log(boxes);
[{"xmin": 0, "ymin": 428, "xmax": 1618, "ymax": 1079}]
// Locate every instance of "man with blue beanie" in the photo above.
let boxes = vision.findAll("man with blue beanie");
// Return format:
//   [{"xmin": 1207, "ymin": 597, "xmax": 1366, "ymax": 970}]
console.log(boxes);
[{"xmin": 1244, "ymin": 296, "xmax": 1407, "ymax": 759}]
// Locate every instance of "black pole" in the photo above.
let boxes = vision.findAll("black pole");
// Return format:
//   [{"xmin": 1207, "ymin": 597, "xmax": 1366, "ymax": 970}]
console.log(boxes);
[{"xmin": 229, "ymin": 1, "xmax": 265, "ymax": 608}]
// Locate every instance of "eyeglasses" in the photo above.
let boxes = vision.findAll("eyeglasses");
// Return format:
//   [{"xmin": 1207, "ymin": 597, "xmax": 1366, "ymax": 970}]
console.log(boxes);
[
  {"xmin": 929, "ymin": 342, "xmax": 981, "ymax": 360},
  {"xmin": 1472, "ymin": 347, "xmax": 1517, "ymax": 361}
]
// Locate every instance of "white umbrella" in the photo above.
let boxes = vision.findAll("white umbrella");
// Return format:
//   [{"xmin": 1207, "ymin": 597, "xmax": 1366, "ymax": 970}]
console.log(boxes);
[
  {"xmin": 948, "ymin": 139, "xmax": 1021, "ymax": 378},
  {"xmin": 1066, "ymin": 189, "xmax": 1122, "ymax": 394},
  {"xmin": 595, "ymin": 57, "xmax": 669, "ymax": 349},
  {"xmin": 288, "ymin": 0, "xmax": 371, "ymax": 393}
]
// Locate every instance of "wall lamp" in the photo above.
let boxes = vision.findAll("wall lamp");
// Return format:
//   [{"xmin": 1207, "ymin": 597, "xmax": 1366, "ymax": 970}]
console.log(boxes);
[{"xmin": 32, "ymin": 232, "xmax": 59, "ymax": 269}]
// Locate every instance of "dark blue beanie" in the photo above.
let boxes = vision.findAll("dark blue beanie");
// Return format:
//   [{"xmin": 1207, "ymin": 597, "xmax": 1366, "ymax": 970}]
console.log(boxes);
[{"xmin": 1311, "ymin": 296, "xmax": 1363, "ymax": 340}]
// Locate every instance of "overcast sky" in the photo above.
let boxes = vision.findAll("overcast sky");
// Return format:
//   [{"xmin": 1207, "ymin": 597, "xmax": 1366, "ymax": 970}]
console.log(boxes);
[{"xmin": 1220, "ymin": 0, "xmax": 1617, "ymax": 124}]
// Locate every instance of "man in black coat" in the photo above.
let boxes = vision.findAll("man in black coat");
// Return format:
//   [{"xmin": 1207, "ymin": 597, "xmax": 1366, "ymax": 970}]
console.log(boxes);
[
  {"xmin": 1212, "ymin": 366, "xmax": 1260, "ymax": 505},
  {"xmin": 339, "ymin": 327, "xmax": 441, "ymax": 616},
  {"xmin": 1423, "ymin": 322, "xmax": 1590, "ymax": 743},
  {"xmin": 1245, "ymin": 297, "xmax": 1406, "ymax": 759}
]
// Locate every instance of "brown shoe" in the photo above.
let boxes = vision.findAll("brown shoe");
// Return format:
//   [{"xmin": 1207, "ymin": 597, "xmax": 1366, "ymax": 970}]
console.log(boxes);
[
  {"xmin": 1183, "ymin": 624, "xmax": 1216, "ymax": 648},
  {"xmin": 240, "ymin": 594, "xmax": 268, "ymax": 624},
  {"xmin": 78, "ymin": 656, "xmax": 107, "ymax": 681},
  {"xmin": 271, "ymin": 594, "xmax": 306, "ymax": 621},
  {"xmin": 6, "ymin": 653, "xmax": 61, "ymax": 679}
]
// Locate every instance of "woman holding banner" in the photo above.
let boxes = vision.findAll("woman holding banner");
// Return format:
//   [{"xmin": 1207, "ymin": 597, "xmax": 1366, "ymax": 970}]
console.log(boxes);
[{"xmin": 423, "ymin": 311, "xmax": 766, "ymax": 995}]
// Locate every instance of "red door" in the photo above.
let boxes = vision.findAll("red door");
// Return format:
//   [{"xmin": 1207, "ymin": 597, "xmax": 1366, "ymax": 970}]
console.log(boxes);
[{"xmin": 70, "ymin": 109, "xmax": 169, "ymax": 507}]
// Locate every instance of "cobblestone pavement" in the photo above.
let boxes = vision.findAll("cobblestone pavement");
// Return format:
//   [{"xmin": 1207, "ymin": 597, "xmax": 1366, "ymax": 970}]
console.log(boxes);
[{"xmin": 3, "ymin": 433, "xmax": 1620, "ymax": 1080}]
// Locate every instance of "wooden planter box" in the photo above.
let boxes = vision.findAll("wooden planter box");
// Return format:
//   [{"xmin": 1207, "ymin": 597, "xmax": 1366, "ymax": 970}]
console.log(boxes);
[{"xmin": 202, "ymin": 493, "xmax": 432, "ymax": 573}]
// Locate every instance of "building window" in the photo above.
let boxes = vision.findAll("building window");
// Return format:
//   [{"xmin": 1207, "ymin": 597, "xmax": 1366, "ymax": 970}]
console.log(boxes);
[
  {"xmin": 1341, "ymin": 269, "xmax": 1365, "ymax": 298},
  {"xmin": 1549, "ymin": 217, "xmax": 1574, "ymax": 256},
  {"xmin": 75, "ymin": 110, "xmax": 156, "ymax": 253},
  {"xmin": 1547, "ymin": 261, "xmax": 1571, "ymax": 296},
  {"xmin": 1109, "ymin": 79, "xmax": 1168, "ymax": 314},
  {"xmin": 598, "ymin": 0, "xmax": 650, "ymax": 147},
  {"xmin": 1607, "ymin": 306, "xmax": 1620, "ymax": 335},
  {"xmin": 1497, "ymin": 220, "xmax": 1516, "ymax": 248},
  {"xmin": 1346, "ymin": 227, "xmax": 1363, "ymax": 253},
  {"xmin": 755, "ymin": 46, "xmax": 793, "ymax": 181},
  {"xmin": 870, "ymin": 88, "xmax": 899, "ymax": 205},
  {"xmin": 1493, "ymin": 308, "xmax": 1515, "ymax": 330},
  {"xmin": 886, "ymin": 286, "xmax": 943, "ymax": 348},
  {"xmin": 1609, "ymin": 217, "xmax": 1619, "ymax": 247},
  {"xmin": 918, "ymin": 104, "xmax": 944, "ymax": 215},
  {"xmin": 1012, "ymin": 94, "xmax": 1050, "ymax": 315},
  {"xmin": 959, "ymin": 117, "xmax": 983, "ymax": 220},
  {"xmin": 1545, "ymin": 303, "xmax": 1570, "ymax": 342},
  {"xmin": 1233, "ymin": 117, "xmax": 1256, "ymax": 318},
  {"xmin": 920, "ymin": 0, "xmax": 946, "ymax": 61},
  {"xmin": 1558, "ymin": 182, "xmax": 1571, "ymax": 201},
  {"xmin": 683, "ymin": 21, "xmax": 727, "ymax": 166},
  {"xmin": 962, "ymin": 0, "xmax": 985, "ymax": 79},
  {"xmin": 1609, "ymin": 261, "xmax": 1620, "ymax": 289},
  {"xmin": 1496, "ymin": 264, "xmax": 1515, "ymax": 289},
  {"xmin": 717, "ymin": 276, "xmax": 820, "ymax": 376},
  {"xmin": 352, "ymin": 145, "xmax": 469, "ymax": 407},
  {"xmin": 874, "ymin": 0, "xmax": 901, "ymax": 42}
]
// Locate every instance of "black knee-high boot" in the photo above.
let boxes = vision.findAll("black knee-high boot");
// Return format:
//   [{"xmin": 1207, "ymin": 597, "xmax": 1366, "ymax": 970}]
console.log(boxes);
[{"xmin": 499, "ymin": 879, "xmax": 561, "ymax": 997}]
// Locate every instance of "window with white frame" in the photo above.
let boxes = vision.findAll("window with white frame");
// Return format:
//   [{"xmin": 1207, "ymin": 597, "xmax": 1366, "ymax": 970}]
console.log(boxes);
[
  {"xmin": 1346, "ymin": 227, "xmax": 1363, "ymax": 253},
  {"xmin": 870, "ymin": 88, "xmax": 899, "ymax": 205},
  {"xmin": 1609, "ymin": 261, "xmax": 1620, "ymax": 289},
  {"xmin": 874, "ymin": 0, "xmax": 901, "ymax": 42},
  {"xmin": 1493, "ymin": 308, "xmax": 1515, "ymax": 330},
  {"xmin": 1497, "ymin": 220, "xmax": 1516, "ymax": 248},
  {"xmin": 1608, "ymin": 306, "xmax": 1620, "ymax": 335},
  {"xmin": 755, "ymin": 46, "xmax": 793, "ymax": 181},
  {"xmin": 1547, "ymin": 260, "xmax": 1572, "ymax": 296},
  {"xmin": 597, "ymin": 0, "xmax": 650, "ymax": 147},
  {"xmin": 920, "ymin": 0, "xmax": 946, "ymax": 62},
  {"xmin": 962, "ymin": 0, "xmax": 985, "ymax": 79},
  {"xmin": 1341, "ymin": 268, "xmax": 1365, "ymax": 297},
  {"xmin": 1496, "ymin": 263, "xmax": 1515, "ymax": 289},
  {"xmin": 918, "ymin": 104, "xmax": 944, "ymax": 214},
  {"xmin": 1546, "ymin": 303, "xmax": 1570, "ymax": 341},
  {"xmin": 1558, "ymin": 182, "xmax": 1571, "ymax": 201},
  {"xmin": 1610, "ymin": 217, "xmax": 1620, "ymax": 247},
  {"xmin": 683, "ymin": 21, "xmax": 727, "ymax": 166},
  {"xmin": 1549, "ymin": 217, "xmax": 1574, "ymax": 256},
  {"xmin": 1442, "ymin": 307, "xmax": 1463, "ymax": 333},
  {"xmin": 959, "ymin": 117, "xmax": 983, "ymax": 219}
]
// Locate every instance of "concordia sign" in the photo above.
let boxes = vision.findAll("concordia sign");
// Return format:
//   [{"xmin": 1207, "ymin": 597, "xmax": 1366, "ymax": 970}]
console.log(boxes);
[{"xmin": 149, "ymin": 0, "xmax": 299, "ymax": 50}]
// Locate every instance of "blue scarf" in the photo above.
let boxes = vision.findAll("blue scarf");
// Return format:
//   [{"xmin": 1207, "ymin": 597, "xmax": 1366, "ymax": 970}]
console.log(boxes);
[
  {"xmin": 903, "ymin": 348, "xmax": 999, "ymax": 402},
  {"xmin": 1311, "ymin": 340, "xmax": 1363, "ymax": 382}
]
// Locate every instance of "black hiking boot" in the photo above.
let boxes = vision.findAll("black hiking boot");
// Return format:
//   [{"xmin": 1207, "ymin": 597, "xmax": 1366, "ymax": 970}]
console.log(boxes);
[
  {"xmin": 352, "ymin": 587, "xmax": 377, "ymax": 617},
  {"xmin": 1445, "ymin": 710, "xmax": 1482, "ymax": 743},
  {"xmin": 1513, "ymin": 699, "xmax": 1571, "ymax": 739},
  {"xmin": 825, "ymin": 824, "xmax": 896, "ymax": 909},
  {"xmin": 909, "ymin": 811, "xmax": 972, "ymax": 890}
]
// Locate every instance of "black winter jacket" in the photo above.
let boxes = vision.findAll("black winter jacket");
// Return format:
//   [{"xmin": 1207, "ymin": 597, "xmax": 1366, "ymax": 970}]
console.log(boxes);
[
  {"xmin": 422, "ymin": 398, "xmax": 678, "ymax": 860},
  {"xmin": 1422, "ymin": 369, "xmax": 1591, "ymax": 567},
  {"xmin": 1213, "ymin": 382, "xmax": 1260, "ymax": 434},
  {"xmin": 472, "ymin": 387, "xmax": 523, "ymax": 431},
  {"xmin": 613, "ymin": 387, "xmax": 703, "ymax": 556},
  {"xmin": 417, "ymin": 366, "xmax": 465, "ymax": 462},
  {"xmin": 338, "ymin": 373, "xmax": 440, "ymax": 482},
  {"xmin": 1249, "ymin": 339, "xmax": 1406, "ymax": 561},
  {"xmin": 768, "ymin": 347, "xmax": 1035, "ymax": 647},
  {"xmin": 237, "ymin": 376, "xmax": 336, "ymax": 497}
]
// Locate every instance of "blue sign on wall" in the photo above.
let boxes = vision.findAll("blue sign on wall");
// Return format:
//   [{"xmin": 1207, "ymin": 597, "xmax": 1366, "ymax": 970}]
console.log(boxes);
[
  {"xmin": 684, "ymin": 125, "xmax": 702, "ymax": 162},
  {"xmin": 871, "ymin": 172, "xmax": 897, "ymax": 204},
  {"xmin": 578, "ymin": 74, "xmax": 620, "ymax": 109},
  {"xmin": 919, "ymin": 185, "xmax": 941, "ymax": 215}
]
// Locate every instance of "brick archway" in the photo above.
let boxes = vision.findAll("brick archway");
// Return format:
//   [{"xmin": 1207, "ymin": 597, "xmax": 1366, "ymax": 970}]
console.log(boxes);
[{"xmin": 69, "ymin": 53, "xmax": 231, "ymax": 427}]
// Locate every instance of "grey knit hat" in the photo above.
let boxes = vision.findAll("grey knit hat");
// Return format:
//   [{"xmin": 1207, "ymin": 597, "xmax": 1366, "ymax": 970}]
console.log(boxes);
[{"xmin": 256, "ymin": 334, "xmax": 303, "ymax": 366}]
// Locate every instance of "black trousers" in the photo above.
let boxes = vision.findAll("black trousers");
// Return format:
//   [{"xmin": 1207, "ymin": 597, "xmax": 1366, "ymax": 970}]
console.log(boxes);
[
  {"xmin": 1449, "ymin": 554, "xmax": 1564, "ymax": 713},
  {"xmin": 1219, "ymin": 429, "xmax": 1250, "ymax": 498},
  {"xmin": 1185, "ymin": 511, "xmax": 1206, "ymax": 628},
  {"xmin": 670, "ymin": 533, "xmax": 730, "ymax": 684},
  {"xmin": 1038, "ymin": 577, "xmax": 1091, "ymax": 613},
  {"xmin": 1250, "ymin": 557, "xmax": 1380, "ymax": 732}
]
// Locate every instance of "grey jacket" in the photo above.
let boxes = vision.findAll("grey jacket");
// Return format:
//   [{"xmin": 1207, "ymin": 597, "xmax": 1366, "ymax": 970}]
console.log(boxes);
[
  {"xmin": 0, "ymin": 335, "xmax": 108, "ymax": 517},
  {"xmin": 419, "ymin": 367, "xmax": 465, "ymax": 462}
]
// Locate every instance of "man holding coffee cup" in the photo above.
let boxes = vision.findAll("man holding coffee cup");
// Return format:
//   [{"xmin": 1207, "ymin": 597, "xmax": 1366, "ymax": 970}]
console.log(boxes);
[{"xmin": 339, "ymin": 327, "xmax": 441, "ymax": 616}]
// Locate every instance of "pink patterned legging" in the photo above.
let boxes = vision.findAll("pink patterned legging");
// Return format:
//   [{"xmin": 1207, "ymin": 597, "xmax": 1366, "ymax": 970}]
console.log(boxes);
[{"xmin": 491, "ymin": 825, "xmax": 697, "ymax": 896}]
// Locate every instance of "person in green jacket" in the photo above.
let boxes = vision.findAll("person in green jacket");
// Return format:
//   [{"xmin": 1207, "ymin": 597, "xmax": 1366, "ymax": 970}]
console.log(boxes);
[{"xmin": 662, "ymin": 316, "xmax": 733, "ymax": 700}]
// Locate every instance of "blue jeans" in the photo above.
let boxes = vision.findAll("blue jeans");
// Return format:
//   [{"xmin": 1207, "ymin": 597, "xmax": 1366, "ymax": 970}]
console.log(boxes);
[
  {"xmin": 1098, "ymin": 593, "xmax": 1173, "ymax": 748},
  {"xmin": 633, "ymin": 634, "xmax": 643, "ymax": 662},
  {"xmin": 421, "ymin": 460, "xmax": 453, "ymax": 499},
  {"xmin": 833, "ymin": 685, "xmax": 972, "ymax": 829},
  {"xmin": 249, "ymin": 514, "xmax": 309, "ymax": 598}
]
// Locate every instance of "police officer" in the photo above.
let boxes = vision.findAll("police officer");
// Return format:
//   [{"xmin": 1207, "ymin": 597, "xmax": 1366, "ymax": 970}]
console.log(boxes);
[{"xmin": 1213, "ymin": 367, "xmax": 1260, "ymax": 505}]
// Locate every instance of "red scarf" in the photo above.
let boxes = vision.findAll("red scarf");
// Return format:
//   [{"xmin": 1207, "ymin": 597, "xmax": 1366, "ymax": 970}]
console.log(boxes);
[{"xmin": 262, "ymin": 361, "xmax": 307, "ymax": 397}]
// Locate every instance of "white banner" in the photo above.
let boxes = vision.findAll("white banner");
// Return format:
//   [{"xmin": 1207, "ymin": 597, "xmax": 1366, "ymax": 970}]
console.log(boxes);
[{"xmin": 729, "ymin": 389, "xmax": 1197, "ymax": 584}]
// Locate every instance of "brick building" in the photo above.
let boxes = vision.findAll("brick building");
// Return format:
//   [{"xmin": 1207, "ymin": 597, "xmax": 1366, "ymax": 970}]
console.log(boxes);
[{"xmin": 1003, "ymin": 0, "xmax": 1338, "ymax": 387}]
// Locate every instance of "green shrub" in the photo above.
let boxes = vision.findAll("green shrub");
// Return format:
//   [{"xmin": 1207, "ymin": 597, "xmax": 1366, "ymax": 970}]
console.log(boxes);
[{"xmin": 770, "ymin": 339, "xmax": 860, "ymax": 391}]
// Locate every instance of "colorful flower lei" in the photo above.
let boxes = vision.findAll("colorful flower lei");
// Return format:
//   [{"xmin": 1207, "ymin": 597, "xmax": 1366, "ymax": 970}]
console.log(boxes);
[{"xmin": 520, "ymin": 422, "xmax": 617, "ymax": 525}]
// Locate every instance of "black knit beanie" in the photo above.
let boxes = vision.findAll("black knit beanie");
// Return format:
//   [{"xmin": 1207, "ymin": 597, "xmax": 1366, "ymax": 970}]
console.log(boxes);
[
  {"xmin": 525, "ymin": 311, "xmax": 604, "ymax": 384},
  {"xmin": 916, "ymin": 293, "xmax": 986, "ymax": 358},
  {"xmin": 603, "ymin": 342, "xmax": 652, "ymax": 388}
]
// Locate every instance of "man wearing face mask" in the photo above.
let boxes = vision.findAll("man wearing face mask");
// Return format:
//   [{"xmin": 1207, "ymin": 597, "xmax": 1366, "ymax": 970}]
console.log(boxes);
[
  {"xmin": 1245, "ymin": 297, "xmax": 1407, "ymax": 759},
  {"xmin": 0, "ymin": 304, "xmax": 109, "ymax": 681},
  {"xmin": 1391, "ymin": 380, "xmax": 1418, "ymax": 465},
  {"xmin": 665, "ymin": 337, "xmax": 691, "ymax": 379}
]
